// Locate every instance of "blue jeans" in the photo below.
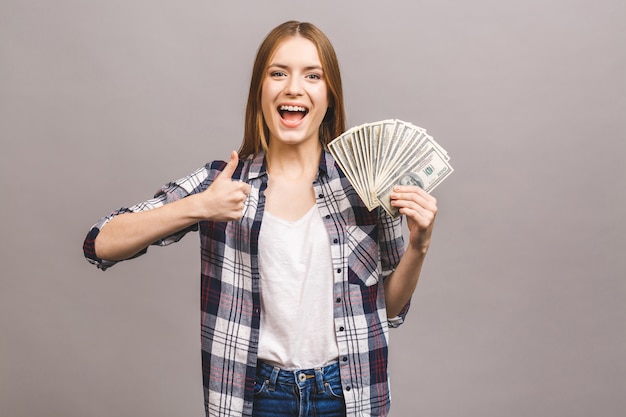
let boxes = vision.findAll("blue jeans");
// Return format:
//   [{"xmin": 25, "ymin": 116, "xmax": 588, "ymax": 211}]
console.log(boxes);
[{"xmin": 252, "ymin": 360, "xmax": 346, "ymax": 417}]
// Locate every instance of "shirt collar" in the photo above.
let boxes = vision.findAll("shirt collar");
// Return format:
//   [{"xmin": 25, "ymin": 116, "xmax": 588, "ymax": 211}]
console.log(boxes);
[
  {"xmin": 319, "ymin": 148, "xmax": 337, "ymax": 179},
  {"xmin": 246, "ymin": 151, "xmax": 267, "ymax": 180}
]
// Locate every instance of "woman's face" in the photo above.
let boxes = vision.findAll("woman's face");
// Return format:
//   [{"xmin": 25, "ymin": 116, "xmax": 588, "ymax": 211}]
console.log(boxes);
[{"xmin": 260, "ymin": 36, "xmax": 329, "ymax": 150}]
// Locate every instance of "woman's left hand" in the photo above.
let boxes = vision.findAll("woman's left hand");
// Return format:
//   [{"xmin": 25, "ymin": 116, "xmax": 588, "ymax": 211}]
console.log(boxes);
[{"xmin": 390, "ymin": 185, "xmax": 438, "ymax": 253}]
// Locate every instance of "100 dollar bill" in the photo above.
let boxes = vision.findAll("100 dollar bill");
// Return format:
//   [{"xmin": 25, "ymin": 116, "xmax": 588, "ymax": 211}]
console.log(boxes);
[{"xmin": 377, "ymin": 147, "xmax": 454, "ymax": 218}]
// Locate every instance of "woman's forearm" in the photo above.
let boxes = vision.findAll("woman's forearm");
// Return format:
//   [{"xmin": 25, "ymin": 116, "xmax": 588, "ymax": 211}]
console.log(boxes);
[
  {"xmin": 383, "ymin": 245, "xmax": 428, "ymax": 318},
  {"xmin": 94, "ymin": 195, "xmax": 204, "ymax": 261}
]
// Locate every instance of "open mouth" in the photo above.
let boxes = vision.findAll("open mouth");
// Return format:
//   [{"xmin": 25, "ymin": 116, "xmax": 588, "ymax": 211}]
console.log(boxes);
[{"xmin": 278, "ymin": 105, "xmax": 309, "ymax": 122}]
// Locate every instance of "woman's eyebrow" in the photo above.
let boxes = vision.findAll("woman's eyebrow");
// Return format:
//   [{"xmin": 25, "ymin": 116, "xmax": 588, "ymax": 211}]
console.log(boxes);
[{"xmin": 268, "ymin": 63, "xmax": 323, "ymax": 71}]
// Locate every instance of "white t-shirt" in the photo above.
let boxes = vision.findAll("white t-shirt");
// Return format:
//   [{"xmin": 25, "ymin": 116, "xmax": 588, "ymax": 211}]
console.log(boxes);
[{"xmin": 257, "ymin": 205, "xmax": 339, "ymax": 370}]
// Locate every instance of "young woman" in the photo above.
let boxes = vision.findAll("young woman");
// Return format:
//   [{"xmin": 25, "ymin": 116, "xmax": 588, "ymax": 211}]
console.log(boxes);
[{"xmin": 83, "ymin": 20, "xmax": 437, "ymax": 417}]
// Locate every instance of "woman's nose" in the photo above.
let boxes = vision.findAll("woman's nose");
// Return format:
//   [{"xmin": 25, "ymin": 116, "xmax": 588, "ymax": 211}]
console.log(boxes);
[{"xmin": 284, "ymin": 76, "xmax": 304, "ymax": 96}]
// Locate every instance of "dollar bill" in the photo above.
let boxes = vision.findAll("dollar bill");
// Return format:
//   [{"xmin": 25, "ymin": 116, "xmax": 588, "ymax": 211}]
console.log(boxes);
[{"xmin": 377, "ymin": 147, "xmax": 454, "ymax": 218}]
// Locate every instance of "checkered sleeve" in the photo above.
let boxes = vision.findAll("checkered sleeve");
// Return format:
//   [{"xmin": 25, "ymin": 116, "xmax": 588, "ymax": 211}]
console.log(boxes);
[{"xmin": 83, "ymin": 166, "xmax": 210, "ymax": 271}]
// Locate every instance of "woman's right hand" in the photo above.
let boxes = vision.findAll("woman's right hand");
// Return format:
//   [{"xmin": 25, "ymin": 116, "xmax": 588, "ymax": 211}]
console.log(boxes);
[{"xmin": 195, "ymin": 150, "xmax": 251, "ymax": 222}]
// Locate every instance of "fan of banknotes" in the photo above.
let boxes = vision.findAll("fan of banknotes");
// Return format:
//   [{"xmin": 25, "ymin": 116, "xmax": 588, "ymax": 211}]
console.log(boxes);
[{"xmin": 328, "ymin": 119, "xmax": 453, "ymax": 218}]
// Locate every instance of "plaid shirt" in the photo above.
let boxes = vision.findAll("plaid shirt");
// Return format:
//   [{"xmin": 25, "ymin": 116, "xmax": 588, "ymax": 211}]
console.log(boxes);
[{"xmin": 83, "ymin": 150, "xmax": 409, "ymax": 416}]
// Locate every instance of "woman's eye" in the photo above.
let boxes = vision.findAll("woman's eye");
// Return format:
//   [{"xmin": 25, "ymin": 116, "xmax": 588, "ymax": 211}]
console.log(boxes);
[
  {"xmin": 306, "ymin": 73, "xmax": 321, "ymax": 80},
  {"xmin": 271, "ymin": 71, "xmax": 286, "ymax": 77}
]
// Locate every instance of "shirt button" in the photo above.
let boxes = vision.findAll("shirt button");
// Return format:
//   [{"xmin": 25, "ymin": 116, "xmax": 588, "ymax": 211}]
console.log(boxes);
[
  {"xmin": 326, "ymin": 214, "xmax": 331, "ymax": 219},
  {"xmin": 342, "ymin": 357, "xmax": 348, "ymax": 362},
  {"xmin": 336, "ymin": 297, "xmax": 342, "ymax": 303},
  {"xmin": 333, "ymin": 238, "xmax": 338, "ymax": 244},
  {"xmin": 336, "ymin": 268, "xmax": 341, "ymax": 273},
  {"xmin": 339, "ymin": 326, "xmax": 344, "ymax": 331},
  {"xmin": 345, "ymin": 386, "xmax": 351, "ymax": 391},
  {"xmin": 318, "ymin": 193, "xmax": 324, "ymax": 198}
]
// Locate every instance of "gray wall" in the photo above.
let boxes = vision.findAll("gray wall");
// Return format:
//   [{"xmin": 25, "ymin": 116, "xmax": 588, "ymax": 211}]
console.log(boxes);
[{"xmin": 1, "ymin": 1, "xmax": 624, "ymax": 416}]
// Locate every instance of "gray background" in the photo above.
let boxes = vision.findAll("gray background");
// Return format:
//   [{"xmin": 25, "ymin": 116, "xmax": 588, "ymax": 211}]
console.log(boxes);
[{"xmin": 1, "ymin": 0, "xmax": 625, "ymax": 416}]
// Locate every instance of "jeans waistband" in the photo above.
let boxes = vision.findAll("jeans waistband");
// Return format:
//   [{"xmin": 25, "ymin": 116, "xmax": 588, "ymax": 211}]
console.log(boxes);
[{"xmin": 256, "ymin": 360, "xmax": 340, "ymax": 391}]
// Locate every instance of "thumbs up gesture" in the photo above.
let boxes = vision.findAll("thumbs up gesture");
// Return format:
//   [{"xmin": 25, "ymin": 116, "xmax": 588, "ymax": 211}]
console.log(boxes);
[{"xmin": 199, "ymin": 151, "xmax": 252, "ymax": 221}]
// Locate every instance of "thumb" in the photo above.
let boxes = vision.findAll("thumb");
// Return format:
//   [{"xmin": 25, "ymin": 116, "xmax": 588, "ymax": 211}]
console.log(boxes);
[{"xmin": 218, "ymin": 150, "xmax": 239, "ymax": 181}]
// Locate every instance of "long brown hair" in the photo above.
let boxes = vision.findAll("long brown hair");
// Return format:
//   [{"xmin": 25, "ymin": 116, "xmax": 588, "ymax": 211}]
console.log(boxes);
[{"xmin": 239, "ymin": 21, "xmax": 346, "ymax": 159}]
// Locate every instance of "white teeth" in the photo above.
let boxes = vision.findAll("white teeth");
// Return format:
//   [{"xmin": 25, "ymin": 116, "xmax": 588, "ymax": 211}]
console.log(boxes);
[{"xmin": 279, "ymin": 105, "xmax": 306, "ymax": 112}]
